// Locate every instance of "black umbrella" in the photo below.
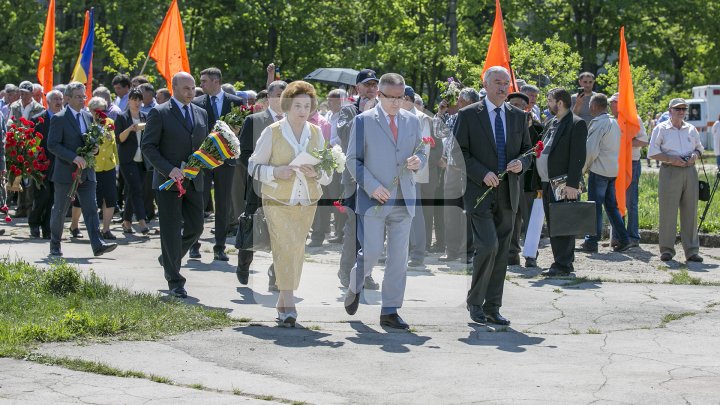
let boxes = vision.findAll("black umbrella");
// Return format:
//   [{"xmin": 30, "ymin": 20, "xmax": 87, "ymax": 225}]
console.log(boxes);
[{"xmin": 304, "ymin": 68, "xmax": 359, "ymax": 87}]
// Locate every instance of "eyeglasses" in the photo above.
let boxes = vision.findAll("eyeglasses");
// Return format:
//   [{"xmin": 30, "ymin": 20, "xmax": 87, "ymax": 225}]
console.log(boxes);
[
  {"xmin": 672, "ymin": 107, "xmax": 688, "ymax": 111},
  {"xmin": 379, "ymin": 90, "xmax": 403, "ymax": 104},
  {"xmin": 73, "ymin": 94, "xmax": 88, "ymax": 100}
]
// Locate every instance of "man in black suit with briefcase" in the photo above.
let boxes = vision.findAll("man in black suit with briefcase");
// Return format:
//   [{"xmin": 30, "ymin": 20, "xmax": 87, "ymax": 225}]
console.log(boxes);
[
  {"xmin": 455, "ymin": 66, "xmax": 532, "ymax": 326},
  {"xmin": 191, "ymin": 67, "xmax": 244, "ymax": 261},
  {"xmin": 141, "ymin": 72, "xmax": 209, "ymax": 298}
]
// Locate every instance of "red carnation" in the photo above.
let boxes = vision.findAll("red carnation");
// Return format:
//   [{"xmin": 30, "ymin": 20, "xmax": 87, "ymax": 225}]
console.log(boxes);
[
  {"xmin": 422, "ymin": 136, "xmax": 436, "ymax": 148},
  {"xmin": 29, "ymin": 140, "xmax": 36, "ymax": 146},
  {"xmin": 9, "ymin": 124, "xmax": 16, "ymax": 130},
  {"xmin": 25, "ymin": 167, "xmax": 31, "ymax": 173},
  {"xmin": 534, "ymin": 140, "xmax": 545, "ymax": 158},
  {"xmin": 0, "ymin": 205, "xmax": 8, "ymax": 213},
  {"xmin": 9, "ymin": 165, "xmax": 16, "ymax": 171},
  {"xmin": 36, "ymin": 132, "xmax": 43, "ymax": 139},
  {"xmin": 9, "ymin": 116, "xmax": 15, "ymax": 121},
  {"xmin": 9, "ymin": 150, "xmax": 16, "ymax": 157},
  {"xmin": 109, "ymin": 124, "xmax": 115, "ymax": 131},
  {"xmin": 28, "ymin": 121, "xmax": 35, "ymax": 128},
  {"xmin": 23, "ymin": 161, "xmax": 30, "ymax": 167},
  {"xmin": 4, "ymin": 215, "xmax": 11, "ymax": 223},
  {"xmin": 28, "ymin": 150, "xmax": 34, "ymax": 157},
  {"xmin": 17, "ymin": 155, "xmax": 24, "ymax": 163},
  {"xmin": 38, "ymin": 117, "xmax": 45, "ymax": 124},
  {"xmin": 13, "ymin": 168, "xmax": 22, "ymax": 176},
  {"xmin": 333, "ymin": 200, "xmax": 347, "ymax": 214}
]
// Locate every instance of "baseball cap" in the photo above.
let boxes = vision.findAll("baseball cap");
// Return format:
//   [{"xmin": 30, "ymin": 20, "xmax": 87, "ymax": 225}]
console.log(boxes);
[
  {"xmin": 609, "ymin": 93, "xmax": 619, "ymax": 103},
  {"xmin": 507, "ymin": 92, "xmax": 529, "ymax": 104},
  {"xmin": 18, "ymin": 81, "xmax": 33, "ymax": 93},
  {"xmin": 356, "ymin": 69, "xmax": 378, "ymax": 85},
  {"xmin": 404, "ymin": 86, "xmax": 415, "ymax": 99},
  {"xmin": 668, "ymin": 98, "xmax": 688, "ymax": 108}
]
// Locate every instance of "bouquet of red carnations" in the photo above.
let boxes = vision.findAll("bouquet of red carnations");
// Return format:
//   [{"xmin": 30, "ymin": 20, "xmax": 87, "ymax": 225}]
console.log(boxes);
[
  {"xmin": 4, "ymin": 116, "xmax": 51, "ymax": 188},
  {"xmin": 67, "ymin": 110, "xmax": 114, "ymax": 200}
]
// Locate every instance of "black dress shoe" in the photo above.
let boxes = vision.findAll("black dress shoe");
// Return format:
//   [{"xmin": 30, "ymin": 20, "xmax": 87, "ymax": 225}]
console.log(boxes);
[
  {"xmin": 344, "ymin": 289, "xmax": 361, "ymax": 315},
  {"xmin": 485, "ymin": 312, "xmax": 511, "ymax": 326},
  {"xmin": 438, "ymin": 254, "xmax": 460, "ymax": 262},
  {"xmin": 507, "ymin": 255, "xmax": 521, "ymax": 266},
  {"xmin": 30, "ymin": 226, "xmax": 41, "ymax": 238},
  {"xmin": 524, "ymin": 257, "xmax": 537, "ymax": 268},
  {"xmin": 577, "ymin": 242, "xmax": 598, "ymax": 253},
  {"xmin": 380, "ymin": 313, "xmax": 409, "ymax": 330},
  {"xmin": 102, "ymin": 231, "xmax": 117, "ymax": 240},
  {"xmin": 613, "ymin": 241, "xmax": 631, "ymax": 252},
  {"xmin": 236, "ymin": 267, "xmax": 249, "ymax": 285},
  {"xmin": 189, "ymin": 244, "xmax": 201, "ymax": 259},
  {"xmin": 328, "ymin": 236, "xmax": 343, "ymax": 244},
  {"xmin": 467, "ymin": 304, "xmax": 486, "ymax": 324},
  {"xmin": 169, "ymin": 287, "xmax": 188, "ymax": 298},
  {"xmin": 541, "ymin": 266, "xmax": 573, "ymax": 277},
  {"xmin": 69, "ymin": 227, "xmax": 83, "ymax": 238},
  {"xmin": 93, "ymin": 243, "xmax": 118, "ymax": 257},
  {"xmin": 660, "ymin": 253, "xmax": 673, "ymax": 262},
  {"xmin": 687, "ymin": 254, "xmax": 703, "ymax": 263},
  {"xmin": 213, "ymin": 247, "xmax": 229, "ymax": 261},
  {"xmin": 307, "ymin": 239, "xmax": 323, "ymax": 248},
  {"xmin": 49, "ymin": 247, "xmax": 63, "ymax": 256},
  {"xmin": 408, "ymin": 259, "xmax": 424, "ymax": 267}
]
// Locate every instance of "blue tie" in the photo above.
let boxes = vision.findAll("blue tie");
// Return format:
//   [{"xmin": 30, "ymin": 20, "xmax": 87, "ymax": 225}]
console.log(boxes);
[
  {"xmin": 183, "ymin": 105, "xmax": 193, "ymax": 130},
  {"xmin": 211, "ymin": 95, "xmax": 220, "ymax": 119},
  {"xmin": 494, "ymin": 107, "xmax": 506, "ymax": 172}
]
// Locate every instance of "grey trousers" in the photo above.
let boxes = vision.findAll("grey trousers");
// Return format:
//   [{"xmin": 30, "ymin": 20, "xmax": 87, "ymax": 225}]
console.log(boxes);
[
  {"xmin": 658, "ymin": 165, "xmax": 700, "ymax": 258},
  {"xmin": 50, "ymin": 181, "xmax": 103, "ymax": 252}
]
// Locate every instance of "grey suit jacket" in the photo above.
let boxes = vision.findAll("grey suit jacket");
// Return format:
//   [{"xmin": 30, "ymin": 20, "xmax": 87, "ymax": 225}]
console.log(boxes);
[
  {"xmin": 141, "ymin": 99, "xmax": 209, "ymax": 191},
  {"xmin": 347, "ymin": 105, "xmax": 426, "ymax": 217},
  {"xmin": 47, "ymin": 108, "xmax": 95, "ymax": 184}
]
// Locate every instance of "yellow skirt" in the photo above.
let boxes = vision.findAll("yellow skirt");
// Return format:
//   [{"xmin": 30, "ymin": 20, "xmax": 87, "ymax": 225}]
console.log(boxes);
[{"xmin": 262, "ymin": 199, "xmax": 317, "ymax": 291}]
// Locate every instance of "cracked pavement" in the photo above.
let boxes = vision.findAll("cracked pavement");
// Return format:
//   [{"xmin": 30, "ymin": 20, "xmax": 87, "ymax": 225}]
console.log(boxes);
[{"xmin": 3, "ymin": 220, "xmax": 720, "ymax": 404}]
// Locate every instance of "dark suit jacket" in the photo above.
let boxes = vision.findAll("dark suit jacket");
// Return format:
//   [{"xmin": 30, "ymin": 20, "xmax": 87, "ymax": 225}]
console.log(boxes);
[
  {"xmin": 141, "ymin": 99, "xmax": 209, "ymax": 191},
  {"xmin": 193, "ymin": 92, "xmax": 243, "ymax": 167},
  {"xmin": 47, "ymin": 108, "xmax": 95, "ymax": 184},
  {"xmin": 543, "ymin": 112, "xmax": 587, "ymax": 190},
  {"xmin": 32, "ymin": 110, "xmax": 54, "ymax": 174},
  {"xmin": 239, "ymin": 109, "xmax": 274, "ymax": 209},
  {"xmin": 455, "ymin": 98, "xmax": 532, "ymax": 213},
  {"xmin": 114, "ymin": 109, "xmax": 147, "ymax": 165}
]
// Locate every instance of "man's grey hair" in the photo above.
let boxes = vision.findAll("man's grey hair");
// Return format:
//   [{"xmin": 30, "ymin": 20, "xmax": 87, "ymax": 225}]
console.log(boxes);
[
  {"xmin": 483, "ymin": 66, "xmax": 510, "ymax": 83},
  {"xmin": 92, "ymin": 86, "xmax": 112, "ymax": 103},
  {"xmin": 171, "ymin": 71, "xmax": 195, "ymax": 90},
  {"xmin": 414, "ymin": 94, "xmax": 424, "ymax": 107},
  {"xmin": 46, "ymin": 90, "xmax": 63, "ymax": 101},
  {"xmin": 459, "ymin": 87, "xmax": 480, "ymax": 103},
  {"xmin": 88, "ymin": 96, "xmax": 108, "ymax": 112},
  {"xmin": 378, "ymin": 73, "xmax": 405, "ymax": 92},
  {"xmin": 267, "ymin": 82, "xmax": 287, "ymax": 95},
  {"xmin": 64, "ymin": 81, "xmax": 86, "ymax": 97},
  {"xmin": 327, "ymin": 88, "xmax": 347, "ymax": 99},
  {"xmin": 221, "ymin": 83, "xmax": 236, "ymax": 95},
  {"xmin": 590, "ymin": 93, "xmax": 608, "ymax": 110},
  {"xmin": 520, "ymin": 84, "xmax": 540, "ymax": 95},
  {"xmin": 32, "ymin": 83, "xmax": 43, "ymax": 92},
  {"xmin": 245, "ymin": 90, "xmax": 258, "ymax": 98},
  {"xmin": 4, "ymin": 84, "xmax": 17, "ymax": 92}
]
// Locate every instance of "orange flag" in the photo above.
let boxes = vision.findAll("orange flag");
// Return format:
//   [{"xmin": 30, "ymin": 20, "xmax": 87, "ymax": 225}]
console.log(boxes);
[
  {"xmin": 149, "ymin": 0, "xmax": 190, "ymax": 93},
  {"xmin": 482, "ymin": 0, "xmax": 518, "ymax": 92},
  {"xmin": 615, "ymin": 26, "xmax": 641, "ymax": 217},
  {"xmin": 37, "ymin": 0, "xmax": 55, "ymax": 107}
]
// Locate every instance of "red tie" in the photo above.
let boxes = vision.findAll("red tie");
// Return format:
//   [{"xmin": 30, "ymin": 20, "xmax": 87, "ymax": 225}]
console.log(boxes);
[{"xmin": 389, "ymin": 115, "xmax": 398, "ymax": 142}]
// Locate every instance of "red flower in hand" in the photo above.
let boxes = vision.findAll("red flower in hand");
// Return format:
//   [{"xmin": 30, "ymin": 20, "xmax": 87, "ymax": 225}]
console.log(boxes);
[
  {"xmin": 422, "ymin": 136, "xmax": 436, "ymax": 148},
  {"xmin": 534, "ymin": 140, "xmax": 545, "ymax": 157},
  {"xmin": 4, "ymin": 215, "xmax": 11, "ymax": 223},
  {"xmin": 333, "ymin": 200, "xmax": 347, "ymax": 214},
  {"xmin": 38, "ymin": 117, "xmax": 45, "ymax": 124}
]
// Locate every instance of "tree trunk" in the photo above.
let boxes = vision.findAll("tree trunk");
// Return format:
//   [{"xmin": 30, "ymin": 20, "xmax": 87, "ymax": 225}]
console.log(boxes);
[{"xmin": 448, "ymin": 0, "xmax": 458, "ymax": 56}]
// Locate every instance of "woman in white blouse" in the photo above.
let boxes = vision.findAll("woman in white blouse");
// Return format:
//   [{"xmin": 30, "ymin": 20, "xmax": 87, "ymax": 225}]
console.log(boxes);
[{"xmin": 249, "ymin": 81, "xmax": 331, "ymax": 327}]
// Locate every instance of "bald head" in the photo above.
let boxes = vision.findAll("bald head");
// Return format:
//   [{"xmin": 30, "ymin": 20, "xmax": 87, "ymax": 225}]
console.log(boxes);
[{"xmin": 172, "ymin": 72, "xmax": 196, "ymax": 105}]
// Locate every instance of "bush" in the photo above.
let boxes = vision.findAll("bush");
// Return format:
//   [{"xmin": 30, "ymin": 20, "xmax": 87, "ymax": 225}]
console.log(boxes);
[{"xmin": 42, "ymin": 263, "xmax": 82, "ymax": 296}]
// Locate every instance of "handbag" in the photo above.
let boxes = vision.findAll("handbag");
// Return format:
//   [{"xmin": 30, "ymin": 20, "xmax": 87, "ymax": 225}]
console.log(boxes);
[
  {"xmin": 698, "ymin": 154, "xmax": 710, "ymax": 202},
  {"xmin": 235, "ymin": 164, "xmax": 272, "ymax": 252},
  {"xmin": 548, "ymin": 200, "xmax": 597, "ymax": 237}
]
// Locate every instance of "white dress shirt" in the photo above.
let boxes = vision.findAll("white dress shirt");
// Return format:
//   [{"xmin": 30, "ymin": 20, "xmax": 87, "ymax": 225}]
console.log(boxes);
[
  {"xmin": 648, "ymin": 120, "xmax": 704, "ymax": 159},
  {"xmin": 485, "ymin": 97, "xmax": 507, "ymax": 141}
]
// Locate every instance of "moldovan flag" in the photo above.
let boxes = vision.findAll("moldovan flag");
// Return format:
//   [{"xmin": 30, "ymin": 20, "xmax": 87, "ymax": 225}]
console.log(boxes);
[
  {"xmin": 482, "ymin": 0, "xmax": 518, "ymax": 92},
  {"xmin": 149, "ymin": 0, "xmax": 190, "ymax": 93},
  {"xmin": 70, "ymin": 8, "xmax": 95, "ymax": 102},
  {"xmin": 37, "ymin": 0, "xmax": 55, "ymax": 107},
  {"xmin": 615, "ymin": 26, "xmax": 641, "ymax": 217}
]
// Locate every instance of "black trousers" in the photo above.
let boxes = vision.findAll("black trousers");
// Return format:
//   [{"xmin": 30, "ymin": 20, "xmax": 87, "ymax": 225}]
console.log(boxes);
[
  {"xmin": 156, "ymin": 183, "xmax": 204, "ymax": 290},
  {"xmin": 467, "ymin": 181, "xmax": 514, "ymax": 312},
  {"xmin": 29, "ymin": 181, "xmax": 53, "ymax": 234},
  {"xmin": 542, "ymin": 182, "xmax": 575, "ymax": 272},
  {"xmin": 310, "ymin": 186, "xmax": 333, "ymax": 243},
  {"xmin": 143, "ymin": 170, "xmax": 156, "ymax": 219},
  {"xmin": 120, "ymin": 162, "xmax": 146, "ymax": 222},
  {"xmin": 198, "ymin": 164, "xmax": 234, "ymax": 249}
]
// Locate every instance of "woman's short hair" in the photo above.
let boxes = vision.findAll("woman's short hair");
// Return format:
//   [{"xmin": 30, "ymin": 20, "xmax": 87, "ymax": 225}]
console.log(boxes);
[
  {"xmin": 128, "ymin": 88, "xmax": 144, "ymax": 101},
  {"xmin": 280, "ymin": 81, "xmax": 317, "ymax": 113},
  {"xmin": 88, "ymin": 96, "xmax": 108, "ymax": 112}
]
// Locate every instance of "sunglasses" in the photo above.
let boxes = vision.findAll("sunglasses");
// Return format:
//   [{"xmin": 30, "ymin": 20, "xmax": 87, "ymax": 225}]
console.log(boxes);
[{"xmin": 672, "ymin": 107, "xmax": 688, "ymax": 111}]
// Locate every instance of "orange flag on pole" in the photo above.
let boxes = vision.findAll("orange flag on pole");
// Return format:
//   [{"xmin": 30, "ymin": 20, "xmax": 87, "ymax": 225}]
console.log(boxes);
[
  {"xmin": 482, "ymin": 0, "xmax": 518, "ymax": 92},
  {"xmin": 149, "ymin": 0, "xmax": 190, "ymax": 93},
  {"xmin": 37, "ymin": 0, "xmax": 55, "ymax": 107},
  {"xmin": 615, "ymin": 26, "xmax": 641, "ymax": 217}
]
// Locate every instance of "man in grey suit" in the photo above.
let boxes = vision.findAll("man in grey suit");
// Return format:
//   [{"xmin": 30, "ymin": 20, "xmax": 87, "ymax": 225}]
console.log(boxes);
[
  {"xmin": 47, "ymin": 82, "xmax": 117, "ymax": 257},
  {"xmin": 141, "ymin": 72, "xmax": 209, "ymax": 299},
  {"xmin": 344, "ymin": 73, "xmax": 426, "ymax": 329},
  {"xmin": 456, "ymin": 66, "xmax": 532, "ymax": 326}
]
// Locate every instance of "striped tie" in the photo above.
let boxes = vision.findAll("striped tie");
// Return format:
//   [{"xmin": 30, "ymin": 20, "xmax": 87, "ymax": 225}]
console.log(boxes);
[{"xmin": 494, "ymin": 107, "xmax": 506, "ymax": 172}]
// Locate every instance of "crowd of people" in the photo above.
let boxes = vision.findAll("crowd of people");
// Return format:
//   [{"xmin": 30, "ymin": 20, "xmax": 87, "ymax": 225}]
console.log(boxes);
[{"xmin": 0, "ymin": 64, "xmax": 711, "ymax": 329}]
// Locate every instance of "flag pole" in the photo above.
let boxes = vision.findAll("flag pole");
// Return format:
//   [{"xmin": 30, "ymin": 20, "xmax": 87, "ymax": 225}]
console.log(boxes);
[{"xmin": 139, "ymin": 53, "xmax": 151, "ymax": 76}]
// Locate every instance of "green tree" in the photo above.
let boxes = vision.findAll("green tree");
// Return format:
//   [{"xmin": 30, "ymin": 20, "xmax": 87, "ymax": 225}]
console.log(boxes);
[{"xmin": 596, "ymin": 62, "xmax": 664, "ymax": 120}]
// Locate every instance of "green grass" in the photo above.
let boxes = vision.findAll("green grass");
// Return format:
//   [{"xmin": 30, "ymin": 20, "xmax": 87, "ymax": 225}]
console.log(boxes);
[
  {"xmin": 639, "ymin": 171, "xmax": 720, "ymax": 233},
  {"xmin": 660, "ymin": 312, "xmax": 697, "ymax": 327},
  {"xmin": 0, "ymin": 259, "xmax": 235, "ymax": 358},
  {"xmin": 669, "ymin": 270, "xmax": 703, "ymax": 285},
  {"xmin": 586, "ymin": 328, "xmax": 602, "ymax": 334},
  {"xmin": 27, "ymin": 353, "xmax": 174, "ymax": 385}
]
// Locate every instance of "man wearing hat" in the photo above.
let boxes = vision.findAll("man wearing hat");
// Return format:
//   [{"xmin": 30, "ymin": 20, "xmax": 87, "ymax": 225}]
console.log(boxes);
[
  {"xmin": 648, "ymin": 98, "xmax": 704, "ymax": 263},
  {"xmin": 335, "ymin": 68, "xmax": 382, "ymax": 289}
]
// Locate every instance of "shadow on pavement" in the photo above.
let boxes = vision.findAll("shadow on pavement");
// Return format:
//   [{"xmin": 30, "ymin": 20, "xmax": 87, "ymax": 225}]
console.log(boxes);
[
  {"xmin": 346, "ymin": 321, "xmax": 432, "ymax": 353},
  {"xmin": 458, "ymin": 324, "xmax": 547, "ymax": 352},
  {"xmin": 234, "ymin": 325, "xmax": 345, "ymax": 348}
]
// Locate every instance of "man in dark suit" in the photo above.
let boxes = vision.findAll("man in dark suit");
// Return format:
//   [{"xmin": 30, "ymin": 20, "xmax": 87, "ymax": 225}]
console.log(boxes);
[
  {"xmin": 29, "ymin": 90, "xmax": 64, "ymax": 239},
  {"xmin": 191, "ymin": 67, "xmax": 244, "ymax": 261},
  {"xmin": 537, "ymin": 88, "xmax": 587, "ymax": 277},
  {"xmin": 141, "ymin": 72, "xmax": 209, "ymax": 298},
  {"xmin": 456, "ymin": 66, "xmax": 532, "ymax": 326},
  {"xmin": 234, "ymin": 80, "xmax": 286, "ymax": 288},
  {"xmin": 47, "ymin": 82, "xmax": 117, "ymax": 257}
]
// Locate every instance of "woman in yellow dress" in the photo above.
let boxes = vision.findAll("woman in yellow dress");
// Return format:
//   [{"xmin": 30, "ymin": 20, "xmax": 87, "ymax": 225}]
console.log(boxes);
[
  {"xmin": 249, "ymin": 81, "xmax": 331, "ymax": 327},
  {"xmin": 87, "ymin": 97, "xmax": 119, "ymax": 240}
]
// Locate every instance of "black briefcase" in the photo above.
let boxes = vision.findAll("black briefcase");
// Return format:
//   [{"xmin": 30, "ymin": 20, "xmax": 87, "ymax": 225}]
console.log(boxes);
[{"xmin": 548, "ymin": 200, "xmax": 597, "ymax": 237}]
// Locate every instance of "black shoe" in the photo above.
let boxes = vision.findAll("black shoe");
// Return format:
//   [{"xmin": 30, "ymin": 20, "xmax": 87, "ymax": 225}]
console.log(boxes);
[
  {"xmin": 307, "ymin": 239, "xmax": 323, "ymax": 248},
  {"xmin": 380, "ymin": 313, "xmax": 409, "ymax": 330},
  {"xmin": 42, "ymin": 233, "xmax": 51, "ymax": 240},
  {"xmin": 468, "ymin": 304, "xmax": 486, "ymax": 324},
  {"xmin": 338, "ymin": 268, "xmax": 350, "ymax": 288},
  {"xmin": 93, "ymin": 243, "xmax": 118, "ymax": 257},
  {"xmin": 613, "ymin": 241, "xmax": 631, "ymax": 252},
  {"xmin": 49, "ymin": 246, "xmax": 63, "ymax": 256},
  {"xmin": 541, "ymin": 266, "xmax": 573, "ymax": 277},
  {"xmin": 69, "ymin": 227, "xmax": 83, "ymax": 238},
  {"xmin": 438, "ymin": 254, "xmax": 460, "ymax": 262},
  {"xmin": 507, "ymin": 255, "xmax": 520, "ymax": 266},
  {"xmin": 577, "ymin": 242, "xmax": 598, "ymax": 253},
  {"xmin": 189, "ymin": 244, "xmax": 201, "ymax": 259},
  {"xmin": 428, "ymin": 244, "xmax": 445, "ymax": 253},
  {"xmin": 465, "ymin": 256, "xmax": 474, "ymax": 264},
  {"xmin": 660, "ymin": 253, "xmax": 673, "ymax": 262},
  {"xmin": 236, "ymin": 267, "xmax": 249, "ymax": 285},
  {"xmin": 687, "ymin": 254, "xmax": 703, "ymax": 263},
  {"xmin": 30, "ymin": 226, "xmax": 41, "ymax": 238},
  {"xmin": 408, "ymin": 259, "xmax": 424, "ymax": 267},
  {"xmin": 169, "ymin": 287, "xmax": 188, "ymax": 298},
  {"xmin": 364, "ymin": 275, "xmax": 380, "ymax": 290},
  {"xmin": 102, "ymin": 231, "xmax": 117, "ymax": 240},
  {"xmin": 485, "ymin": 312, "xmax": 511, "ymax": 326},
  {"xmin": 328, "ymin": 236, "xmax": 343, "ymax": 244},
  {"xmin": 213, "ymin": 247, "xmax": 229, "ymax": 261},
  {"xmin": 524, "ymin": 257, "xmax": 538, "ymax": 268},
  {"xmin": 122, "ymin": 226, "xmax": 135, "ymax": 234},
  {"xmin": 344, "ymin": 289, "xmax": 361, "ymax": 315}
]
